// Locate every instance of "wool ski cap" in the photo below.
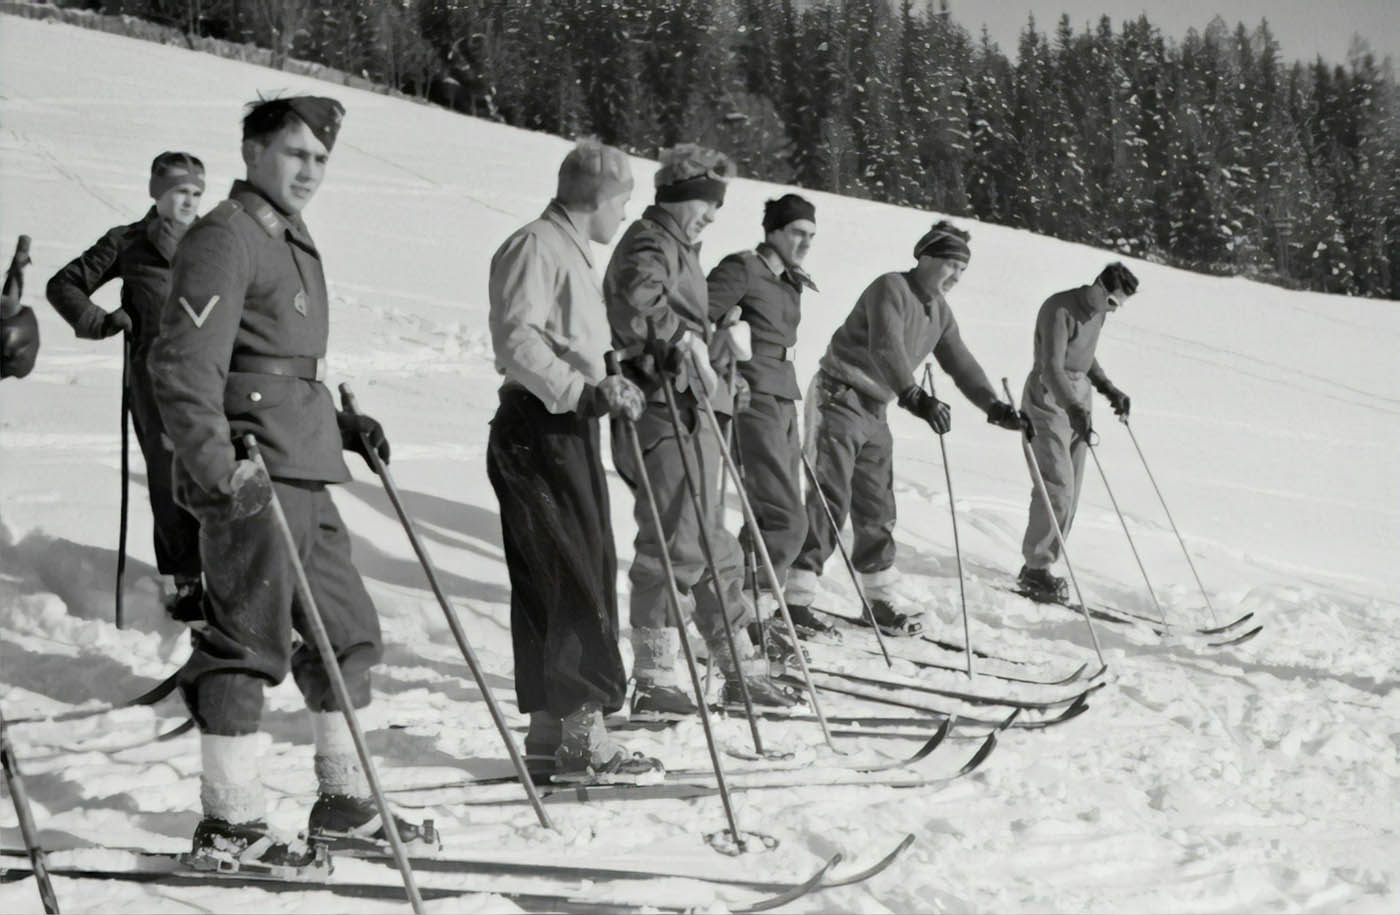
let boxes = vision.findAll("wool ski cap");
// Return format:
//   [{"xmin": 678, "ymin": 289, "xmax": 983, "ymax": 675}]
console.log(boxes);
[
  {"xmin": 149, "ymin": 151, "xmax": 205, "ymax": 199},
  {"xmin": 557, "ymin": 139, "xmax": 634, "ymax": 208},
  {"xmin": 1098, "ymin": 261, "xmax": 1140, "ymax": 297},
  {"xmin": 913, "ymin": 220, "xmax": 971, "ymax": 264},
  {"xmin": 654, "ymin": 144, "xmax": 733, "ymax": 206},
  {"xmin": 243, "ymin": 96, "xmax": 346, "ymax": 151},
  {"xmin": 762, "ymin": 194, "xmax": 816, "ymax": 233}
]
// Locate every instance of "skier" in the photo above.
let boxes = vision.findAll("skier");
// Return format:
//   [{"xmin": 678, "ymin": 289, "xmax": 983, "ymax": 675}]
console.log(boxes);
[
  {"xmin": 486, "ymin": 139, "xmax": 661, "ymax": 777},
  {"xmin": 784, "ymin": 221, "xmax": 1028, "ymax": 636},
  {"xmin": 46, "ymin": 153, "xmax": 208, "ymax": 619},
  {"xmin": 605, "ymin": 144, "xmax": 797, "ymax": 717},
  {"xmin": 148, "ymin": 96, "xmax": 431, "ymax": 869},
  {"xmin": 1, "ymin": 235, "xmax": 38, "ymax": 380},
  {"xmin": 1016, "ymin": 262, "xmax": 1138, "ymax": 602},
  {"xmin": 704, "ymin": 194, "xmax": 837, "ymax": 640}
]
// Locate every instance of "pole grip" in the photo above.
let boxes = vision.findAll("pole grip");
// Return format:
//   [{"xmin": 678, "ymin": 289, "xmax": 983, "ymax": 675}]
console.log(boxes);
[{"xmin": 339, "ymin": 381, "xmax": 360, "ymax": 415}]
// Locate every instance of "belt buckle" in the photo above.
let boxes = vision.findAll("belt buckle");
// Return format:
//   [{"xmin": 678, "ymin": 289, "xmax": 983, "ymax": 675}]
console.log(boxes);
[{"xmin": 314, "ymin": 357, "xmax": 326, "ymax": 382}]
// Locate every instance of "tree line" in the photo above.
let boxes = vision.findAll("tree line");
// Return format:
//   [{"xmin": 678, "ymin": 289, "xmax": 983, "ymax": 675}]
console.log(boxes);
[{"xmin": 82, "ymin": 0, "xmax": 1400, "ymax": 298}]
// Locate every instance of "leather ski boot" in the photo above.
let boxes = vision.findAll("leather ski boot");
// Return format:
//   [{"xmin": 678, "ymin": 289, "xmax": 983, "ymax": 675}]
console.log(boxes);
[
  {"xmin": 630, "ymin": 626, "xmax": 698, "ymax": 719},
  {"xmin": 186, "ymin": 818, "xmax": 329, "ymax": 877},
  {"xmin": 1017, "ymin": 565, "xmax": 1069, "ymax": 603},
  {"xmin": 555, "ymin": 701, "xmax": 663, "ymax": 782},
  {"xmin": 307, "ymin": 793, "xmax": 440, "ymax": 854}
]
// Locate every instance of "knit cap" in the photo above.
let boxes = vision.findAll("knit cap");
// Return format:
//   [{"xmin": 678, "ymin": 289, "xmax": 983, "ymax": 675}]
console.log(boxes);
[
  {"xmin": 762, "ymin": 194, "xmax": 816, "ymax": 233},
  {"xmin": 149, "ymin": 151, "xmax": 205, "ymax": 199},
  {"xmin": 556, "ymin": 139, "xmax": 634, "ymax": 207},
  {"xmin": 654, "ymin": 144, "xmax": 733, "ymax": 206},
  {"xmin": 913, "ymin": 220, "xmax": 971, "ymax": 263}
]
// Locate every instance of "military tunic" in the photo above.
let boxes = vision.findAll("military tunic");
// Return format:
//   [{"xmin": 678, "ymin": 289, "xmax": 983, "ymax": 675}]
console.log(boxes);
[{"xmin": 149, "ymin": 181, "xmax": 380, "ymax": 737}]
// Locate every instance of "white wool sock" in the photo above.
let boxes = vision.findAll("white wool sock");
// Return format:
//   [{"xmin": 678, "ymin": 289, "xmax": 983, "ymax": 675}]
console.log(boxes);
[
  {"xmin": 311, "ymin": 711, "xmax": 370, "ymax": 798},
  {"xmin": 199, "ymin": 733, "xmax": 265, "ymax": 824}
]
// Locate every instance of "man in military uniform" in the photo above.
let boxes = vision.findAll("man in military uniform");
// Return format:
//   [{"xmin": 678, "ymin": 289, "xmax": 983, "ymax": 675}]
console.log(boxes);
[
  {"xmin": 1016, "ymin": 262, "xmax": 1139, "ymax": 602},
  {"xmin": 47, "ymin": 152, "xmax": 208, "ymax": 617},
  {"xmin": 149, "ymin": 96, "xmax": 426, "ymax": 868},
  {"xmin": 704, "ymin": 194, "xmax": 835, "ymax": 641},
  {"xmin": 605, "ymin": 144, "xmax": 797, "ymax": 718}
]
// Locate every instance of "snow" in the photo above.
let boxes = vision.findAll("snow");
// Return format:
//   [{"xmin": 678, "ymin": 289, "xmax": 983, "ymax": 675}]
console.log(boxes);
[{"xmin": 2, "ymin": 13, "xmax": 1398, "ymax": 914}]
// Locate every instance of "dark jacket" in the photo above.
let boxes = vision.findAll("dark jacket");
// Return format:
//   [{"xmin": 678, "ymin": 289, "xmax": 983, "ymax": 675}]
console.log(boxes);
[
  {"xmin": 46, "ymin": 208, "xmax": 187, "ymax": 361},
  {"xmin": 705, "ymin": 245, "xmax": 811, "ymax": 401},
  {"xmin": 149, "ymin": 181, "xmax": 349, "ymax": 496},
  {"xmin": 603, "ymin": 204, "xmax": 732, "ymax": 414}
]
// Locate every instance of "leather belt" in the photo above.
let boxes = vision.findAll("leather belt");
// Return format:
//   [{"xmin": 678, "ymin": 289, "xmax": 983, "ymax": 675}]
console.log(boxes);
[
  {"xmin": 230, "ymin": 354, "xmax": 326, "ymax": 382},
  {"xmin": 752, "ymin": 340, "xmax": 789, "ymax": 360}
]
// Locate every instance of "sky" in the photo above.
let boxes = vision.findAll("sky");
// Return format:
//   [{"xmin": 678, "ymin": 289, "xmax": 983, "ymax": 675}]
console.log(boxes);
[{"xmin": 950, "ymin": 0, "xmax": 1400, "ymax": 67}]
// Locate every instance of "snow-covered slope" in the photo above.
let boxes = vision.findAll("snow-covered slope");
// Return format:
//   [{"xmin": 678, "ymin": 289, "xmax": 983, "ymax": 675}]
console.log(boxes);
[{"xmin": 2, "ymin": 14, "xmax": 1397, "ymax": 914}]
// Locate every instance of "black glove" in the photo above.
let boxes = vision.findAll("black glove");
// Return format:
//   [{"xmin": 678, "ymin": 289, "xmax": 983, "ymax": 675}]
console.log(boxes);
[
  {"xmin": 898, "ymin": 385, "xmax": 951, "ymax": 434},
  {"xmin": 338, "ymin": 411, "xmax": 391, "ymax": 468},
  {"xmin": 1104, "ymin": 386, "xmax": 1130, "ymax": 418},
  {"xmin": 0, "ymin": 304, "xmax": 39, "ymax": 379},
  {"xmin": 986, "ymin": 401, "xmax": 1033, "ymax": 439},
  {"xmin": 225, "ymin": 459, "xmax": 273, "ymax": 520},
  {"xmin": 1067, "ymin": 405, "xmax": 1093, "ymax": 440},
  {"xmin": 99, "ymin": 308, "xmax": 133, "ymax": 338}
]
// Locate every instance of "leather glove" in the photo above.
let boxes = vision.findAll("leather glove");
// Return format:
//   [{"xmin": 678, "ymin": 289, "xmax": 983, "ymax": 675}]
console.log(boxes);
[
  {"xmin": 0, "ymin": 304, "xmax": 39, "ymax": 379},
  {"xmin": 1104, "ymin": 386, "xmax": 1130, "ymax": 418},
  {"xmin": 733, "ymin": 373, "xmax": 752, "ymax": 413},
  {"xmin": 673, "ymin": 331, "xmax": 718, "ymax": 399},
  {"xmin": 225, "ymin": 459, "xmax": 272, "ymax": 520},
  {"xmin": 338, "ymin": 411, "xmax": 391, "ymax": 467},
  {"xmin": 1067, "ymin": 405, "xmax": 1093, "ymax": 440},
  {"xmin": 99, "ymin": 309, "xmax": 133, "ymax": 338},
  {"xmin": 897, "ymin": 385, "xmax": 951, "ymax": 434},
  {"xmin": 580, "ymin": 375, "xmax": 645, "ymax": 421},
  {"xmin": 986, "ymin": 401, "xmax": 1033, "ymax": 439}
]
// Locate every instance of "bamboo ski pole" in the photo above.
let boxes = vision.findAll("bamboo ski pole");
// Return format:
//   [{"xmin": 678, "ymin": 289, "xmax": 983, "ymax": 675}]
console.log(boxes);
[
  {"xmin": 722, "ymin": 367, "xmax": 770, "ymax": 666},
  {"xmin": 244, "ymin": 436, "xmax": 424, "ymax": 914},
  {"xmin": 115, "ymin": 337, "xmax": 130, "ymax": 630},
  {"xmin": 685, "ymin": 351, "xmax": 839, "ymax": 752},
  {"xmin": 606, "ymin": 353, "xmax": 746, "ymax": 851},
  {"xmin": 338, "ymin": 385, "xmax": 552, "ymax": 830},
  {"xmin": 651, "ymin": 343, "xmax": 767, "ymax": 759},
  {"xmin": 1120, "ymin": 418, "xmax": 1218, "ymax": 623},
  {"xmin": 1000, "ymin": 380, "xmax": 1106, "ymax": 668},
  {"xmin": 1085, "ymin": 441, "xmax": 1168, "ymax": 628},
  {"xmin": 0, "ymin": 705, "xmax": 60, "ymax": 914},
  {"xmin": 922, "ymin": 364, "xmax": 973, "ymax": 679},
  {"xmin": 797, "ymin": 452, "xmax": 892, "ymax": 667}
]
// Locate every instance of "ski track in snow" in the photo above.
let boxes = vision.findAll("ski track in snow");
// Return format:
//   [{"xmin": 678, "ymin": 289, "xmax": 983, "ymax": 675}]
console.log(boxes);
[{"xmin": 2, "ymin": 14, "xmax": 1399, "ymax": 914}]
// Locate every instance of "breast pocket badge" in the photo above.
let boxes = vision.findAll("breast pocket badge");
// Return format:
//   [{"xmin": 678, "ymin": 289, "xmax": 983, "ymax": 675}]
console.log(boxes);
[{"xmin": 293, "ymin": 290, "xmax": 308, "ymax": 317}]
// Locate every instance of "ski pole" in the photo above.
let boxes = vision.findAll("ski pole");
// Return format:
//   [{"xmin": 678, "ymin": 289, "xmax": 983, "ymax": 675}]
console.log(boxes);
[
  {"xmin": 606, "ymin": 353, "xmax": 746, "ymax": 852},
  {"xmin": 115, "ymin": 337, "xmax": 130, "ymax": 630},
  {"xmin": 684, "ymin": 350, "xmax": 839, "ymax": 752},
  {"xmin": 1119, "ymin": 418, "xmax": 1218, "ymax": 623},
  {"xmin": 1085, "ymin": 441, "xmax": 1167, "ymax": 628},
  {"xmin": 722, "ymin": 371, "xmax": 770, "ymax": 666},
  {"xmin": 243, "ymin": 435, "xmax": 425, "ymax": 914},
  {"xmin": 649, "ymin": 333, "xmax": 767, "ymax": 759},
  {"xmin": 1000, "ymin": 379, "xmax": 1105, "ymax": 668},
  {"xmin": 922, "ymin": 364, "xmax": 973, "ymax": 679},
  {"xmin": 338, "ymin": 385, "xmax": 552, "ymax": 831},
  {"xmin": 797, "ymin": 452, "xmax": 892, "ymax": 667},
  {"xmin": 0, "ymin": 705, "xmax": 60, "ymax": 914}
]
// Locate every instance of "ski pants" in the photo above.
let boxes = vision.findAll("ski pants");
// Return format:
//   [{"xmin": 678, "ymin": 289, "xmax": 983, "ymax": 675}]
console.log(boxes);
[
  {"xmin": 486, "ymin": 387, "xmax": 627, "ymax": 718},
  {"xmin": 612, "ymin": 400, "xmax": 750, "ymax": 646},
  {"xmin": 128, "ymin": 355, "xmax": 201, "ymax": 578},
  {"xmin": 791, "ymin": 373, "xmax": 897, "ymax": 586},
  {"xmin": 1020, "ymin": 388, "xmax": 1090, "ymax": 569},
  {"xmin": 733, "ymin": 391, "xmax": 807, "ymax": 593},
  {"xmin": 174, "ymin": 464, "xmax": 382, "ymax": 736}
]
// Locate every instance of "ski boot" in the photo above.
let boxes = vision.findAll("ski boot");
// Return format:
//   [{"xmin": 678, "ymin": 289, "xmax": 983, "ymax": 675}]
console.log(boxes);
[
  {"xmin": 783, "ymin": 603, "xmax": 842, "ymax": 641},
  {"xmin": 184, "ymin": 817, "xmax": 331, "ymax": 879},
  {"xmin": 554, "ymin": 702, "xmax": 663, "ymax": 784},
  {"xmin": 629, "ymin": 626, "xmax": 697, "ymax": 721},
  {"xmin": 867, "ymin": 598, "xmax": 925, "ymax": 637},
  {"xmin": 747, "ymin": 617, "xmax": 810, "ymax": 671},
  {"xmin": 1017, "ymin": 565, "xmax": 1069, "ymax": 604},
  {"xmin": 715, "ymin": 630, "xmax": 802, "ymax": 709},
  {"xmin": 523, "ymin": 711, "xmax": 561, "ymax": 782},
  {"xmin": 307, "ymin": 793, "xmax": 441, "ymax": 855}
]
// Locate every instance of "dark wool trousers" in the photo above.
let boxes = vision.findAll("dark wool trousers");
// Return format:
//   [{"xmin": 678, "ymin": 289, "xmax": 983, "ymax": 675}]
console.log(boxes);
[
  {"xmin": 733, "ymin": 391, "xmax": 807, "ymax": 590},
  {"xmin": 173, "ymin": 465, "xmax": 383, "ymax": 736},
  {"xmin": 129, "ymin": 357, "xmax": 201, "ymax": 577},
  {"xmin": 792, "ymin": 374, "xmax": 897, "ymax": 577},
  {"xmin": 487, "ymin": 387, "xmax": 627, "ymax": 718}
]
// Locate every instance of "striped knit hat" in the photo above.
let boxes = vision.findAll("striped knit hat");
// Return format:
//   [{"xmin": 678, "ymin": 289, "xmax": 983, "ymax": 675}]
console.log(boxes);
[{"xmin": 913, "ymin": 220, "xmax": 971, "ymax": 263}]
